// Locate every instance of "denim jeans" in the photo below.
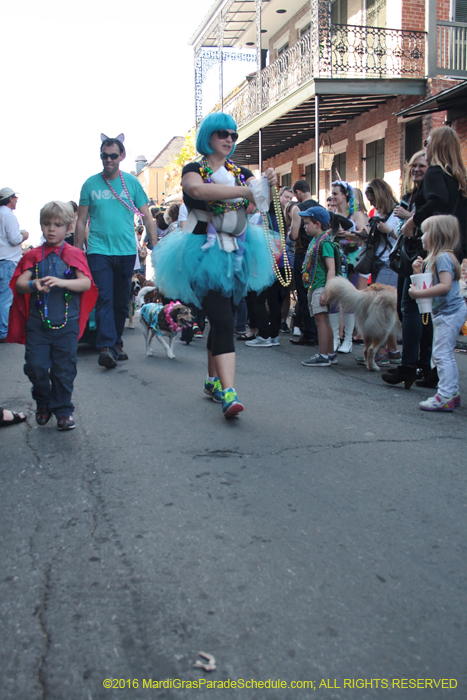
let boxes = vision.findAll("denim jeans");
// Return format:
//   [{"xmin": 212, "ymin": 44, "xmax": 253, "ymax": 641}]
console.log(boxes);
[
  {"xmin": 24, "ymin": 317, "xmax": 79, "ymax": 416},
  {"xmin": 432, "ymin": 307, "xmax": 467, "ymax": 397},
  {"xmin": 0, "ymin": 259, "xmax": 17, "ymax": 339},
  {"xmin": 234, "ymin": 297, "xmax": 247, "ymax": 332},
  {"xmin": 87, "ymin": 254, "xmax": 135, "ymax": 350}
]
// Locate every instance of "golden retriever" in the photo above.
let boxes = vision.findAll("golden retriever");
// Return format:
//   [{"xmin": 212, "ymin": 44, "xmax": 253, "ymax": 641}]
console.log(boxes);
[{"xmin": 325, "ymin": 277, "xmax": 399, "ymax": 371}]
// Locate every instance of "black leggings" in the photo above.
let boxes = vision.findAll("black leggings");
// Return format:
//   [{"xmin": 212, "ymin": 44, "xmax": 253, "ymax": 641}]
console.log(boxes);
[{"xmin": 203, "ymin": 290, "xmax": 236, "ymax": 357}]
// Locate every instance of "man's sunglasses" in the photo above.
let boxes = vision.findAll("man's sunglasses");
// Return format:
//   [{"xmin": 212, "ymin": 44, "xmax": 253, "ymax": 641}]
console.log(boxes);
[
  {"xmin": 213, "ymin": 129, "xmax": 239, "ymax": 142},
  {"xmin": 100, "ymin": 152, "xmax": 120, "ymax": 161}
]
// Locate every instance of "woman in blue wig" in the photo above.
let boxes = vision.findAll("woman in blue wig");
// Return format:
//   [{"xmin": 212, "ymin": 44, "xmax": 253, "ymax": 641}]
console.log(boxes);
[{"xmin": 153, "ymin": 112, "xmax": 277, "ymax": 419}]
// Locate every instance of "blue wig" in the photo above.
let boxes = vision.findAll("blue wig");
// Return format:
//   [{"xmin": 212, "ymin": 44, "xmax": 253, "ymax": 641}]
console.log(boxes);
[
  {"xmin": 332, "ymin": 180, "xmax": 357, "ymax": 215},
  {"xmin": 196, "ymin": 112, "xmax": 238, "ymax": 158}
]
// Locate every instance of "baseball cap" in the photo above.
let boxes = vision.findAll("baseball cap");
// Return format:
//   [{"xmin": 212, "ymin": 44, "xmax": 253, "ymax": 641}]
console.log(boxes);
[
  {"xmin": 0, "ymin": 187, "xmax": 18, "ymax": 199},
  {"xmin": 298, "ymin": 205, "xmax": 330, "ymax": 227}
]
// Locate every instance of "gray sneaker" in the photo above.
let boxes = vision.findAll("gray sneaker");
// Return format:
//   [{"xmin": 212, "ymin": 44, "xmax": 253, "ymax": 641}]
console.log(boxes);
[
  {"xmin": 328, "ymin": 352, "xmax": 338, "ymax": 364},
  {"xmin": 245, "ymin": 336, "xmax": 273, "ymax": 347},
  {"xmin": 302, "ymin": 353, "xmax": 331, "ymax": 367},
  {"xmin": 270, "ymin": 336, "xmax": 280, "ymax": 346}
]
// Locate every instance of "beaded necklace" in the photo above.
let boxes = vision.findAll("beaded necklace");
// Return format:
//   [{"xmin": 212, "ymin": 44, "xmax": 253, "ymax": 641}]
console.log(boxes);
[
  {"xmin": 199, "ymin": 158, "xmax": 249, "ymax": 214},
  {"xmin": 102, "ymin": 172, "xmax": 143, "ymax": 223},
  {"xmin": 302, "ymin": 232, "xmax": 329, "ymax": 289},
  {"xmin": 261, "ymin": 187, "xmax": 292, "ymax": 287},
  {"xmin": 35, "ymin": 243, "xmax": 73, "ymax": 330}
]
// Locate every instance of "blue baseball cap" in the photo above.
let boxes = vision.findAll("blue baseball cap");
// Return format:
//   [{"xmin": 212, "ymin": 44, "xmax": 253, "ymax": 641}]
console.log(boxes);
[{"xmin": 298, "ymin": 206, "xmax": 330, "ymax": 227}]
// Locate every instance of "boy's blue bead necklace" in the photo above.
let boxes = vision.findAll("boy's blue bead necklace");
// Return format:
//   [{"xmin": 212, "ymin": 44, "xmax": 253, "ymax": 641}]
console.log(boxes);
[{"xmin": 34, "ymin": 242, "xmax": 73, "ymax": 330}]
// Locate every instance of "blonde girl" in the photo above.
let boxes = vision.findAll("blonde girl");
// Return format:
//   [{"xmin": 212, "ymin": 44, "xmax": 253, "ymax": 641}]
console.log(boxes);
[{"xmin": 409, "ymin": 215, "xmax": 467, "ymax": 411}]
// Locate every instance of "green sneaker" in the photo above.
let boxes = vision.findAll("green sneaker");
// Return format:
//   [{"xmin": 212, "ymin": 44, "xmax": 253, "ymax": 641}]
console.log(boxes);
[
  {"xmin": 221, "ymin": 388, "xmax": 244, "ymax": 418},
  {"xmin": 355, "ymin": 353, "xmax": 389, "ymax": 367},
  {"xmin": 204, "ymin": 376, "xmax": 223, "ymax": 403}
]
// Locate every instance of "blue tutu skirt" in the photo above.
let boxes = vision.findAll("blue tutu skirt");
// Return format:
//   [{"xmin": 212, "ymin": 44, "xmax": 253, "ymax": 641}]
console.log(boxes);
[{"xmin": 152, "ymin": 223, "xmax": 276, "ymax": 307}]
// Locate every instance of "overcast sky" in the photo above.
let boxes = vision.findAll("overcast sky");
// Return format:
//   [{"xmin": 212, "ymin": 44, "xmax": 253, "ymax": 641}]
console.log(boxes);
[{"xmin": 1, "ymin": 0, "xmax": 251, "ymax": 243}]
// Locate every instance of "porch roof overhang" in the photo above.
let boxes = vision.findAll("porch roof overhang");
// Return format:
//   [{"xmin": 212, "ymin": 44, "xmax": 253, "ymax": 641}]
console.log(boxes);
[
  {"xmin": 395, "ymin": 80, "xmax": 467, "ymax": 121},
  {"xmin": 233, "ymin": 78, "xmax": 427, "ymax": 164},
  {"xmin": 190, "ymin": 0, "xmax": 306, "ymax": 50}
]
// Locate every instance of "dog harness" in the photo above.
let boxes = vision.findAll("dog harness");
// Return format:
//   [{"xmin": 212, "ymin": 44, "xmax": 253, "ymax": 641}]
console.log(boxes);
[{"xmin": 140, "ymin": 303, "xmax": 177, "ymax": 338}]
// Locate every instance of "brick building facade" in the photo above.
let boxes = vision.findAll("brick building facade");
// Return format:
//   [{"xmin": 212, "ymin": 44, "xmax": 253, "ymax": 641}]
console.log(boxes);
[{"xmin": 192, "ymin": 0, "xmax": 467, "ymax": 202}]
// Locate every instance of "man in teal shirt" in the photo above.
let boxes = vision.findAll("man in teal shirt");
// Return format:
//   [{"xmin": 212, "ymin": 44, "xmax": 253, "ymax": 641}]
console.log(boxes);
[{"xmin": 76, "ymin": 136, "xmax": 157, "ymax": 369}]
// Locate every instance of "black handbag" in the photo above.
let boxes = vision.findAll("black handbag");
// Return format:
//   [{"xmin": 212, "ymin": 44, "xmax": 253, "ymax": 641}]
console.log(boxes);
[
  {"xmin": 389, "ymin": 233, "xmax": 424, "ymax": 278},
  {"xmin": 354, "ymin": 216, "xmax": 387, "ymax": 275}
]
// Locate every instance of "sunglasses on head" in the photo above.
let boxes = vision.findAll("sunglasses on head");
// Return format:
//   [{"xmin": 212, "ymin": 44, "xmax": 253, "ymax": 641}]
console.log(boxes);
[
  {"xmin": 100, "ymin": 152, "xmax": 120, "ymax": 161},
  {"xmin": 213, "ymin": 129, "xmax": 239, "ymax": 142}
]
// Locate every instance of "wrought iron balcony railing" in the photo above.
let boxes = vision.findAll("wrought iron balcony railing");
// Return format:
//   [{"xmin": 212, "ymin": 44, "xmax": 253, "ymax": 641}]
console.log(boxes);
[
  {"xmin": 330, "ymin": 25, "xmax": 425, "ymax": 79},
  {"xmin": 437, "ymin": 21, "xmax": 467, "ymax": 76},
  {"xmin": 222, "ymin": 25, "xmax": 426, "ymax": 129}
]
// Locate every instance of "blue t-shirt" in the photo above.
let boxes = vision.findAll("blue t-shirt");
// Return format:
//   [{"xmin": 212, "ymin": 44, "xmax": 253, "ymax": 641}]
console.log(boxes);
[
  {"xmin": 431, "ymin": 252, "xmax": 465, "ymax": 316},
  {"xmin": 29, "ymin": 253, "xmax": 80, "ymax": 325},
  {"xmin": 79, "ymin": 171, "xmax": 148, "ymax": 256}
]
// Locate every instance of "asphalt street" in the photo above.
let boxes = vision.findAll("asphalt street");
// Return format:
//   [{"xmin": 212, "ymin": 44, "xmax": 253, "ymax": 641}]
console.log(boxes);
[{"xmin": 1, "ymin": 326, "xmax": 466, "ymax": 700}]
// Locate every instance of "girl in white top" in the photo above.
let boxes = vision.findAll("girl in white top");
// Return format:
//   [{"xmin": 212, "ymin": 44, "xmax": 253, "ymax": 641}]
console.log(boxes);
[{"xmin": 410, "ymin": 214, "xmax": 467, "ymax": 411}]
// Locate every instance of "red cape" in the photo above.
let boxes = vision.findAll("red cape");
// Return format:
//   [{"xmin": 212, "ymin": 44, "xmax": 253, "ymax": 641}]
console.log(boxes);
[{"xmin": 6, "ymin": 242, "xmax": 98, "ymax": 344}]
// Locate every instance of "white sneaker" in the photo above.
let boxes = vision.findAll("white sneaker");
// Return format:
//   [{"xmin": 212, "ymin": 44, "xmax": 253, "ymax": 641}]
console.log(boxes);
[
  {"xmin": 245, "ymin": 336, "xmax": 273, "ymax": 347},
  {"xmin": 270, "ymin": 336, "xmax": 280, "ymax": 346},
  {"xmin": 293, "ymin": 327, "xmax": 301, "ymax": 337}
]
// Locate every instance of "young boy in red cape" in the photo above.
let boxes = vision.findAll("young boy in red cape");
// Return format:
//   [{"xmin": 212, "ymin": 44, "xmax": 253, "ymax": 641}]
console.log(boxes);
[{"xmin": 7, "ymin": 201, "xmax": 98, "ymax": 430}]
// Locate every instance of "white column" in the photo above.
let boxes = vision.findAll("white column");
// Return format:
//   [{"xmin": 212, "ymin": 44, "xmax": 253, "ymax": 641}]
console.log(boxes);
[
  {"xmin": 218, "ymin": 15, "xmax": 226, "ymax": 112},
  {"xmin": 255, "ymin": 0, "xmax": 262, "ymax": 114}
]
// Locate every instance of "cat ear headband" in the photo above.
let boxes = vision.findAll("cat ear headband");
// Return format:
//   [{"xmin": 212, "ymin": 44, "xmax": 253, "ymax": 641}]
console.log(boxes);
[
  {"xmin": 100, "ymin": 133, "xmax": 125, "ymax": 155},
  {"xmin": 101, "ymin": 132, "xmax": 125, "ymax": 144}
]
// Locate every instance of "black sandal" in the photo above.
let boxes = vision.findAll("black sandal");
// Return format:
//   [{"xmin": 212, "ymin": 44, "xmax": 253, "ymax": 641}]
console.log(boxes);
[{"xmin": 0, "ymin": 408, "xmax": 27, "ymax": 428}]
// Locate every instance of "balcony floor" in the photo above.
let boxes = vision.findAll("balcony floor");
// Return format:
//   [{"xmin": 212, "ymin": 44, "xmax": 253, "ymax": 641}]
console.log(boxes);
[{"xmin": 234, "ymin": 78, "xmax": 426, "ymax": 163}]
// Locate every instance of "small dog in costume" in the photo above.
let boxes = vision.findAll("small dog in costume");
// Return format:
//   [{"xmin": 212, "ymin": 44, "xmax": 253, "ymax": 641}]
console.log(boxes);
[
  {"xmin": 129, "ymin": 274, "xmax": 157, "ymax": 329},
  {"xmin": 137, "ymin": 287, "xmax": 193, "ymax": 359}
]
